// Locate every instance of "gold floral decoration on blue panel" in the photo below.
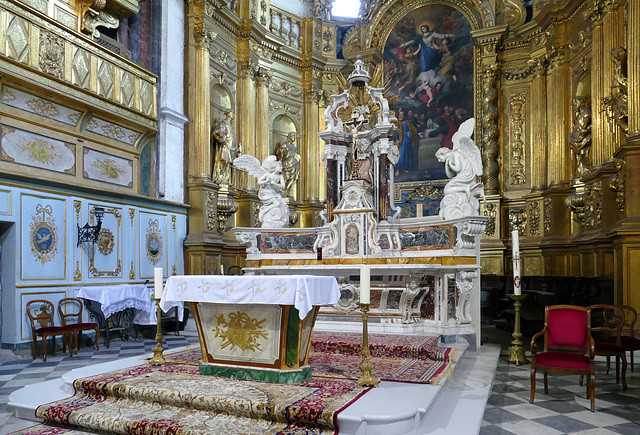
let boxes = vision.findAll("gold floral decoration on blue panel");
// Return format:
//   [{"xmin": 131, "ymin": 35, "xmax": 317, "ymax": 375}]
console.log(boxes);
[
  {"xmin": 145, "ymin": 219, "xmax": 163, "ymax": 265},
  {"xmin": 214, "ymin": 311, "xmax": 269, "ymax": 352},
  {"xmin": 92, "ymin": 158, "xmax": 125, "ymax": 179},
  {"xmin": 30, "ymin": 204, "xmax": 58, "ymax": 264},
  {"xmin": 18, "ymin": 139, "xmax": 61, "ymax": 165}
]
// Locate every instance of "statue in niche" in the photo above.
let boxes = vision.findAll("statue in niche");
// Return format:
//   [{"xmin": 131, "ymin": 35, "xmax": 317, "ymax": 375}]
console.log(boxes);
[
  {"xmin": 568, "ymin": 96, "xmax": 592, "ymax": 179},
  {"xmin": 603, "ymin": 46, "xmax": 628, "ymax": 135},
  {"xmin": 275, "ymin": 132, "xmax": 301, "ymax": 197},
  {"xmin": 211, "ymin": 109, "xmax": 241, "ymax": 183},
  {"xmin": 233, "ymin": 154, "xmax": 289, "ymax": 228},
  {"xmin": 435, "ymin": 118, "xmax": 484, "ymax": 220}
]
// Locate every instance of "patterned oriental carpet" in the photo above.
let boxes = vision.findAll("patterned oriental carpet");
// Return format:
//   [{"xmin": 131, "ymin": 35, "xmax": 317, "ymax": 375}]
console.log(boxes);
[
  {"xmin": 309, "ymin": 331, "xmax": 456, "ymax": 384},
  {"xmin": 16, "ymin": 364, "xmax": 367, "ymax": 435},
  {"xmin": 12, "ymin": 332, "xmax": 455, "ymax": 435}
]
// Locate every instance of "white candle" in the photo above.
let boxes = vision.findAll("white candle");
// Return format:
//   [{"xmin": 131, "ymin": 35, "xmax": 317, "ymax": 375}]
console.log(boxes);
[
  {"xmin": 360, "ymin": 265, "xmax": 370, "ymax": 304},
  {"xmin": 220, "ymin": 264, "xmax": 224, "ymax": 275},
  {"xmin": 416, "ymin": 203, "xmax": 423, "ymax": 217},
  {"xmin": 154, "ymin": 267, "xmax": 163, "ymax": 299},
  {"xmin": 511, "ymin": 230, "xmax": 521, "ymax": 295}
]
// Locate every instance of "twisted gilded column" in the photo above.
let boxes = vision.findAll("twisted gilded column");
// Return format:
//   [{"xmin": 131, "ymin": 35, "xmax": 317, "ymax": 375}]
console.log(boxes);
[
  {"xmin": 530, "ymin": 57, "xmax": 548, "ymax": 190},
  {"xmin": 254, "ymin": 67, "xmax": 272, "ymax": 164},
  {"xmin": 481, "ymin": 65, "xmax": 500, "ymax": 194}
]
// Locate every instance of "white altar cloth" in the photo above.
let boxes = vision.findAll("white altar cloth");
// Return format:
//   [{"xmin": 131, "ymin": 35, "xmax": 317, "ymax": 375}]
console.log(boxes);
[
  {"xmin": 161, "ymin": 275, "xmax": 341, "ymax": 319},
  {"xmin": 78, "ymin": 285, "xmax": 156, "ymax": 325}
]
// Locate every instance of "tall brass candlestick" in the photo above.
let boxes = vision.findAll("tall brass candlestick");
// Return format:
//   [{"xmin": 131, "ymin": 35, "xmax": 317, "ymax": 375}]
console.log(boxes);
[
  {"xmin": 507, "ymin": 294, "xmax": 529, "ymax": 365},
  {"xmin": 148, "ymin": 298, "xmax": 166, "ymax": 366},
  {"xmin": 357, "ymin": 303, "xmax": 380, "ymax": 388}
]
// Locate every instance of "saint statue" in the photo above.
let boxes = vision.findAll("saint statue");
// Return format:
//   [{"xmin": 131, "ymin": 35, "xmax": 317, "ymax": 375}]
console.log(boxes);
[
  {"xmin": 275, "ymin": 132, "xmax": 301, "ymax": 197},
  {"xmin": 211, "ymin": 109, "xmax": 240, "ymax": 183},
  {"xmin": 567, "ymin": 96, "xmax": 592, "ymax": 179}
]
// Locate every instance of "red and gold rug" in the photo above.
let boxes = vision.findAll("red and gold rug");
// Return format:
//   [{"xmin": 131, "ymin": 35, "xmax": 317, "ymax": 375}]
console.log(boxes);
[
  {"xmin": 23, "ymin": 364, "xmax": 367, "ymax": 435},
  {"xmin": 159, "ymin": 332, "xmax": 456, "ymax": 384}
]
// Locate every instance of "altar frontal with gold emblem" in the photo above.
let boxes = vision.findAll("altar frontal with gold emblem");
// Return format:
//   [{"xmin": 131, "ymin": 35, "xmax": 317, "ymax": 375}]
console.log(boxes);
[{"xmin": 162, "ymin": 275, "xmax": 340, "ymax": 383}]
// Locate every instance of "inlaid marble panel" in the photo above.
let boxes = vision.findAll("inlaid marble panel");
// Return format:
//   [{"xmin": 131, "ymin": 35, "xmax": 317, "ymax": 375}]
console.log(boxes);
[
  {"xmin": 399, "ymin": 225, "xmax": 453, "ymax": 250},
  {"xmin": 1, "ymin": 125, "xmax": 76, "ymax": 175},
  {"xmin": 260, "ymin": 232, "xmax": 317, "ymax": 253},
  {"xmin": 386, "ymin": 290, "xmax": 402, "ymax": 310}
]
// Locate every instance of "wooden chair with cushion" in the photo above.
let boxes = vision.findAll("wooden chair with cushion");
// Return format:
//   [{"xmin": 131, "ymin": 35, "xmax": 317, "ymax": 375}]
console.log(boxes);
[
  {"xmin": 589, "ymin": 304, "xmax": 627, "ymax": 391},
  {"xmin": 26, "ymin": 300, "xmax": 73, "ymax": 362},
  {"xmin": 606, "ymin": 305, "xmax": 640, "ymax": 373},
  {"xmin": 530, "ymin": 305, "xmax": 595, "ymax": 412},
  {"xmin": 58, "ymin": 297, "xmax": 100, "ymax": 354}
]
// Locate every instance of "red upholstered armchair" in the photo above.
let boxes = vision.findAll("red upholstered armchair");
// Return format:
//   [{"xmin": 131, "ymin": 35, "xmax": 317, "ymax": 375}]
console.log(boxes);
[{"xmin": 530, "ymin": 305, "xmax": 595, "ymax": 412}]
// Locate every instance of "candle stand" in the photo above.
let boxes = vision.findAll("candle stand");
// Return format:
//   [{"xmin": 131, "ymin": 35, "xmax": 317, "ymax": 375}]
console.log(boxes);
[
  {"xmin": 507, "ymin": 294, "xmax": 529, "ymax": 365},
  {"xmin": 357, "ymin": 303, "xmax": 380, "ymax": 388},
  {"xmin": 148, "ymin": 297, "xmax": 166, "ymax": 366}
]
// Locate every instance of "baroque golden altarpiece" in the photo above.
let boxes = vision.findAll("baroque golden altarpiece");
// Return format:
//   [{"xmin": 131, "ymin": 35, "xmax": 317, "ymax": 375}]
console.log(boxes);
[{"xmin": 1, "ymin": 0, "xmax": 640, "ymax": 341}]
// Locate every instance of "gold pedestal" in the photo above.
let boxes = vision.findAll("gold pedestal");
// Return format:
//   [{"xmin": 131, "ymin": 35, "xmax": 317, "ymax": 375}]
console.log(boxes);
[
  {"xmin": 148, "ymin": 298, "xmax": 166, "ymax": 366},
  {"xmin": 507, "ymin": 294, "xmax": 529, "ymax": 365},
  {"xmin": 357, "ymin": 303, "xmax": 380, "ymax": 388}
]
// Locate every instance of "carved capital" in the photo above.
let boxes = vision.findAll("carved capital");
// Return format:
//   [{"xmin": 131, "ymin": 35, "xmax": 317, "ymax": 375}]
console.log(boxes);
[
  {"xmin": 194, "ymin": 23, "xmax": 216, "ymax": 50},
  {"xmin": 254, "ymin": 66, "xmax": 273, "ymax": 87}
]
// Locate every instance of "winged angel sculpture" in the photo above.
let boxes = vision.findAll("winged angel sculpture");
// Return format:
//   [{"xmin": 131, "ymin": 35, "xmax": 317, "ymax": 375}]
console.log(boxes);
[
  {"xmin": 233, "ymin": 155, "xmax": 289, "ymax": 228},
  {"xmin": 435, "ymin": 118, "xmax": 485, "ymax": 220}
]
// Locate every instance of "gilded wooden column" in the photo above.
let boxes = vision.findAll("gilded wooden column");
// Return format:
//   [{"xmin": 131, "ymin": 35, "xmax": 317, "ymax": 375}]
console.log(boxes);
[
  {"xmin": 238, "ymin": 60, "xmax": 256, "ymax": 159},
  {"xmin": 187, "ymin": 13, "xmax": 214, "ymax": 178},
  {"xmin": 629, "ymin": 0, "xmax": 640, "ymax": 135},
  {"xmin": 588, "ymin": 5, "xmax": 607, "ymax": 167},
  {"xmin": 254, "ymin": 67, "xmax": 272, "ymax": 163},
  {"xmin": 530, "ymin": 57, "xmax": 548, "ymax": 190},
  {"xmin": 547, "ymin": 52, "xmax": 570, "ymax": 185},
  {"xmin": 602, "ymin": 1, "xmax": 626, "ymax": 151}
]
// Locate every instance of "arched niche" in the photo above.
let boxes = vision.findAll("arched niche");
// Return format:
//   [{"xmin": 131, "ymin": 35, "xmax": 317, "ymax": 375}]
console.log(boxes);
[
  {"xmin": 271, "ymin": 114, "xmax": 297, "ymax": 155},
  {"xmin": 211, "ymin": 83, "xmax": 233, "ymax": 126}
]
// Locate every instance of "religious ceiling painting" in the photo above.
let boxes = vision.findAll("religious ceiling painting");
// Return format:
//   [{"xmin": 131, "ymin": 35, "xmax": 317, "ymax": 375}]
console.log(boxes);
[{"xmin": 384, "ymin": 4, "xmax": 473, "ymax": 184}]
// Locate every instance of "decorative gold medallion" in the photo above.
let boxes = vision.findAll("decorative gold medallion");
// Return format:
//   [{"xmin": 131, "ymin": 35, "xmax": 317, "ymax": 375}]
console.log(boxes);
[
  {"xmin": 96, "ymin": 228, "xmax": 115, "ymax": 256},
  {"xmin": 214, "ymin": 311, "xmax": 269, "ymax": 352},
  {"xmin": 29, "ymin": 204, "xmax": 58, "ymax": 264},
  {"xmin": 145, "ymin": 219, "xmax": 163, "ymax": 265}
]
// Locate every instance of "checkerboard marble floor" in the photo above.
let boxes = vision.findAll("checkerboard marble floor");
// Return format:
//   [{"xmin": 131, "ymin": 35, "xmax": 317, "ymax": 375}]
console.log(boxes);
[{"xmin": 1, "ymin": 326, "xmax": 639, "ymax": 434}]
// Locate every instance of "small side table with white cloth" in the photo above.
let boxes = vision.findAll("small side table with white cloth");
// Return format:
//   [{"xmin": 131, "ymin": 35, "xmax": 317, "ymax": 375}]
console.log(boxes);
[
  {"xmin": 78, "ymin": 284, "xmax": 155, "ymax": 347},
  {"xmin": 160, "ymin": 275, "xmax": 340, "ymax": 382}
]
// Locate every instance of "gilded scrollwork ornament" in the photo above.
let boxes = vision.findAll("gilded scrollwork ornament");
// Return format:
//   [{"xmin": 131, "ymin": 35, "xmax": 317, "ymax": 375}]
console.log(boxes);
[
  {"xmin": 39, "ymin": 31, "xmax": 64, "ymax": 80},
  {"xmin": 508, "ymin": 208, "xmax": 527, "ymax": 233},
  {"xmin": 608, "ymin": 159, "xmax": 625, "ymax": 213},
  {"xmin": 206, "ymin": 192, "xmax": 217, "ymax": 231},
  {"xmin": 528, "ymin": 202, "xmax": 540, "ymax": 236},
  {"xmin": 482, "ymin": 203, "xmax": 497, "ymax": 236},
  {"xmin": 543, "ymin": 198, "xmax": 552, "ymax": 236},
  {"xmin": 509, "ymin": 94, "xmax": 526, "ymax": 185}
]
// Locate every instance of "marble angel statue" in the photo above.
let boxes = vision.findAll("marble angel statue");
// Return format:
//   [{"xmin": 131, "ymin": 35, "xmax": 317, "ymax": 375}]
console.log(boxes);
[
  {"xmin": 233, "ymin": 154, "xmax": 289, "ymax": 228},
  {"xmin": 435, "ymin": 118, "xmax": 485, "ymax": 220}
]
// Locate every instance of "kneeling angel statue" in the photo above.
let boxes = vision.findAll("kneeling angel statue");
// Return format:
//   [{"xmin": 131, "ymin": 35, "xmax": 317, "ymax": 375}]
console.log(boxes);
[
  {"xmin": 435, "ymin": 118, "xmax": 485, "ymax": 220},
  {"xmin": 233, "ymin": 154, "xmax": 289, "ymax": 228}
]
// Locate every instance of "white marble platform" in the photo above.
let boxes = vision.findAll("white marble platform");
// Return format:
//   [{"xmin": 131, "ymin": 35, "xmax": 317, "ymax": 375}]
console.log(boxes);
[{"xmin": 7, "ymin": 343, "xmax": 500, "ymax": 434}]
